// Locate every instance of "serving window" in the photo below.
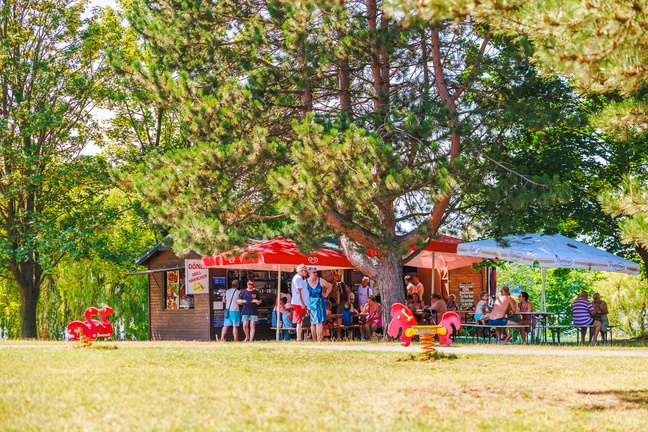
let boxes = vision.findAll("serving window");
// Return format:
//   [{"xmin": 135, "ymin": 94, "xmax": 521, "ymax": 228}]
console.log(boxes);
[{"xmin": 165, "ymin": 269, "xmax": 194, "ymax": 309}]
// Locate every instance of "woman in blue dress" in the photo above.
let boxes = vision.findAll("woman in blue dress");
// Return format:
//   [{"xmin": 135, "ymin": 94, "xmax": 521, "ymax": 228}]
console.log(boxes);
[{"xmin": 306, "ymin": 266, "xmax": 333, "ymax": 341}]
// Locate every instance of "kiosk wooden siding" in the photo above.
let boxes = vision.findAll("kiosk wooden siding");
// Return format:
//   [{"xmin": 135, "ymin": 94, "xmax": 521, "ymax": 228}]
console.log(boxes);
[
  {"xmin": 138, "ymin": 244, "xmax": 275, "ymax": 341},
  {"xmin": 148, "ymin": 249, "xmax": 208, "ymax": 341},
  {"xmin": 138, "ymin": 245, "xmax": 221, "ymax": 341}
]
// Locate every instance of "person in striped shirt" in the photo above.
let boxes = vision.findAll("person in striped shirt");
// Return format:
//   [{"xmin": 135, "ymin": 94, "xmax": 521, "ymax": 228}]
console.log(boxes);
[{"xmin": 572, "ymin": 291, "xmax": 601, "ymax": 345}]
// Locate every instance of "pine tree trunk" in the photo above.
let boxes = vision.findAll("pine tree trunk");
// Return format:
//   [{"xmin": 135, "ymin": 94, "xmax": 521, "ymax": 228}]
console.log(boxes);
[
  {"xmin": 375, "ymin": 252, "xmax": 405, "ymax": 341},
  {"xmin": 635, "ymin": 244, "xmax": 648, "ymax": 275}
]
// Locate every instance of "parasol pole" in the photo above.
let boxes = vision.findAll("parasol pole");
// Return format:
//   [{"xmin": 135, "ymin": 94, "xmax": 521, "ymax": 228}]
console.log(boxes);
[
  {"xmin": 431, "ymin": 252, "xmax": 436, "ymax": 300},
  {"xmin": 276, "ymin": 265, "xmax": 282, "ymax": 341},
  {"xmin": 540, "ymin": 267, "xmax": 546, "ymax": 312}
]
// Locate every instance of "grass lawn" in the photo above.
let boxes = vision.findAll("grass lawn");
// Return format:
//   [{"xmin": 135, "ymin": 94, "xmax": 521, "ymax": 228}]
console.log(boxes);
[{"xmin": 1, "ymin": 341, "xmax": 647, "ymax": 431}]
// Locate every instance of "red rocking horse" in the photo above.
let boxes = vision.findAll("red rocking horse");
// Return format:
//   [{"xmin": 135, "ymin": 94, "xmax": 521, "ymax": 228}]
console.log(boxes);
[{"xmin": 66, "ymin": 306, "xmax": 114, "ymax": 341}]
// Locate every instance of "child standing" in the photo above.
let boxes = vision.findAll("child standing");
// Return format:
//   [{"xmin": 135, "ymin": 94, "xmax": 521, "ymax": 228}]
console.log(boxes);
[{"xmin": 341, "ymin": 302, "xmax": 357, "ymax": 340}]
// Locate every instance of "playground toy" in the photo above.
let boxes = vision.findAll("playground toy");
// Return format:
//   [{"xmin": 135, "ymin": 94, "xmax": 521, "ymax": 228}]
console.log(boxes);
[
  {"xmin": 66, "ymin": 306, "xmax": 114, "ymax": 342},
  {"xmin": 387, "ymin": 303, "xmax": 461, "ymax": 353}
]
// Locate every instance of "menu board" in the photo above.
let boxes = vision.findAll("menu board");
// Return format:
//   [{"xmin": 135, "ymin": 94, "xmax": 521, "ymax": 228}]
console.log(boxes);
[
  {"xmin": 166, "ymin": 270, "xmax": 181, "ymax": 309},
  {"xmin": 213, "ymin": 310, "xmax": 225, "ymax": 328},
  {"xmin": 459, "ymin": 282, "xmax": 474, "ymax": 309}
]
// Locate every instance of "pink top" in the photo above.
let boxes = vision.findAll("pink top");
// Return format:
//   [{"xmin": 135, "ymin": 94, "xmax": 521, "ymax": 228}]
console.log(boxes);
[{"xmin": 369, "ymin": 308, "xmax": 382, "ymax": 326}]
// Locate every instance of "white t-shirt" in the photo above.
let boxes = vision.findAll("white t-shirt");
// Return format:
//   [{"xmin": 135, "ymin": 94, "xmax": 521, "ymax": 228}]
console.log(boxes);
[
  {"xmin": 224, "ymin": 288, "xmax": 241, "ymax": 311},
  {"xmin": 357, "ymin": 284, "xmax": 373, "ymax": 307},
  {"xmin": 291, "ymin": 274, "xmax": 308, "ymax": 307}
]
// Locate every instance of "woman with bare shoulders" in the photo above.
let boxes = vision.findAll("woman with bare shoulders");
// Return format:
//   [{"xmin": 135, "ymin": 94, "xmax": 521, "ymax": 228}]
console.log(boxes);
[
  {"xmin": 360, "ymin": 295, "xmax": 382, "ymax": 341},
  {"xmin": 305, "ymin": 266, "xmax": 333, "ymax": 341},
  {"xmin": 592, "ymin": 293, "xmax": 609, "ymax": 343}
]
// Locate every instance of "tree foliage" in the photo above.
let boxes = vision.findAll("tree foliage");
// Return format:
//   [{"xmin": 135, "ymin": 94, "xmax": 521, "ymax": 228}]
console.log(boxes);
[
  {"xmin": 595, "ymin": 272, "xmax": 648, "ymax": 337},
  {"xmin": 389, "ymin": 0, "xmax": 648, "ymax": 270}
]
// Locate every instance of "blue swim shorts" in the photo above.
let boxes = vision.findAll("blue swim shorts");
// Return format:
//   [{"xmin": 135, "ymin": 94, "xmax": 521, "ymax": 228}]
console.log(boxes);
[
  {"xmin": 242, "ymin": 314, "xmax": 259, "ymax": 322},
  {"xmin": 508, "ymin": 317, "xmax": 521, "ymax": 323},
  {"xmin": 223, "ymin": 310, "xmax": 241, "ymax": 327},
  {"xmin": 488, "ymin": 318, "xmax": 508, "ymax": 326}
]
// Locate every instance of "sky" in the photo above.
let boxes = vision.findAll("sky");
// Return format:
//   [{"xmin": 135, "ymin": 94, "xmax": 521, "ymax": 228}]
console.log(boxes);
[{"xmin": 83, "ymin": 0, "xmax": 118, "ymax": 155}]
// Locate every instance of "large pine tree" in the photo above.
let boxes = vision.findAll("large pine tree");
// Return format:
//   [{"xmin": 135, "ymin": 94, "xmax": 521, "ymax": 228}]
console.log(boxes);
[{"xmin": 123, "ymin": 0, "xmax": 581, "ymax": 327}]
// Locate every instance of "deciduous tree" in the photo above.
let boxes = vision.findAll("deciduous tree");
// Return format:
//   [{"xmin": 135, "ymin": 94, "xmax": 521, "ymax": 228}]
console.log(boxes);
[{"xmin": 0, "ymin": 0, "xmax": 119, "ymax": 337}]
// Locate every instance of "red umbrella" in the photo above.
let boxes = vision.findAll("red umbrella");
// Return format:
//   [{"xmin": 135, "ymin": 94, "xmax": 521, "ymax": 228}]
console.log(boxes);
[
  {"xmin": 367, "ymin": 236, "xmax": 482, "ymax": 270},
  {"xmin": 201, "ymin": 237, "xmax": 355, "ymax": 270},
  {"xmin": 406, "ymin": 236, "xmax": 482, "ymax": 270}
]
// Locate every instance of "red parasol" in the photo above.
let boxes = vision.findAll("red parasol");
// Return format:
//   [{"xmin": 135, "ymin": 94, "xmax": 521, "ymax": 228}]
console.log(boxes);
[{"xmin": 201, "ymin": 237, "xmax": 355, "ymax": 270}]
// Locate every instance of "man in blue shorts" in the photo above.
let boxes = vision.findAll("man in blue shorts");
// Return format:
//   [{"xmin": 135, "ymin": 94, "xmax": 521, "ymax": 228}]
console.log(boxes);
[
  {"xmin": 488, "ymin": 286, "xmax": 518, "ymax": 342},
  {"xmin": 238, "ymin": 280, "xmax": 262, "ymax": 342},
  {"xmin": 221, "ymin": 280, "xmax": 242, "ymax": 341}
]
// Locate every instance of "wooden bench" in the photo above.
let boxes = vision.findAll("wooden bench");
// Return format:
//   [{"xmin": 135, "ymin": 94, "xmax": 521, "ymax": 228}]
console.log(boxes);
[
  {"xmin": 461, "ymin": 323, "xmax": 530, "ymax": 343},
  {"xmin": 271, "ymin": 327, "xmax": 296, "ymax": 332},
  {"xmin": 544, "ymin": 325, "xmax": 573, "ymax": 344},
  {"xmin": 573, "ymin": 325, "xmax": 598, "ymax": 344}
]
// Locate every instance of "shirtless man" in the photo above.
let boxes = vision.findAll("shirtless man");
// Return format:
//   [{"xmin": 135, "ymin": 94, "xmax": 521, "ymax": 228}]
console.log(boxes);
[{"xmin": 488, "ymin": 286, "xmax": 518, "ymax": 342}]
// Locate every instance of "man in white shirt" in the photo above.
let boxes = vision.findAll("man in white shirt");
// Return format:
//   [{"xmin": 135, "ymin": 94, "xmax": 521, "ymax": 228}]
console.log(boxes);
[
  {"xmin": 357, "ymin": 276, "xmax": 373, "ymax": 309},
  {"xmin": 221, "ymin": 280, "xmax": 242, "ymax": 341},
  {"xmin": 290, "ymin": 264, "xmax": 309, "ymax": 341}
]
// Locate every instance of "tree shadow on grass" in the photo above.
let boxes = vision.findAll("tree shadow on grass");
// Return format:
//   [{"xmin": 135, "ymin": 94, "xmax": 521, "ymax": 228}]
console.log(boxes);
[{"xmin": 576, "ymin": 390, "xmax": 648, "ymax": 411}]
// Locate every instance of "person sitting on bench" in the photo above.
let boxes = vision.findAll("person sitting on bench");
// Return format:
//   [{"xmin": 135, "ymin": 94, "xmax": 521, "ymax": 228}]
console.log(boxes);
[
  {"xmin": 513, "ymin": 291, "xmax": 533, "ymax": 344},
  {"xmin": 428, "ymin": 293, "xmax": 447, "ymax": 325},
  {"xmin": 592, "ymin": 293, "xmax": 609, "ymax": 343},
  {"xmin": 488, "ymin": 286, "xmax": 518, "ymax": 343},
  {"xmin": 474, "ymin": 291, "xmax": 491, "ymax": 324},
  {"xmin": 572, "ymin": 290, "xmax": 601, "ymax": 345}
]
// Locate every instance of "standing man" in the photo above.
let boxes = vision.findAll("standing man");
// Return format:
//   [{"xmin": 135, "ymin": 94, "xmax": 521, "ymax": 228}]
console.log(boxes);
[
  {"xmin": 573, "ymin": 291, "xmax": 601, "ymax": 345},
  {"xmin": 291, "ymin": 264, "xmax": 309, "ymax": 341},
  {"xmin": 487, "ymin": 286, "xmax": 518, "ymax": 343},
  {"xmin": 238, "ymin": 280, "xmax": 262, "ymax": 342},
  {"xmin": 357, "ymin": 276, "xmax": 373, "ymax": 309},
  {"xmin": 410, "ymin": 275, "xmax": 425, "ymax": 302},
  {"xmin": 221, "ymin": 280, "xmax": 241, "ymax": 341}
]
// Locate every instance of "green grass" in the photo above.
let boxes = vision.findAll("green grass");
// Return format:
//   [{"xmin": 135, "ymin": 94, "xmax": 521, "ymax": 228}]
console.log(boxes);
[{"xmin": 1, "ymin": 341, "xmax": 648, "ymax": 431}]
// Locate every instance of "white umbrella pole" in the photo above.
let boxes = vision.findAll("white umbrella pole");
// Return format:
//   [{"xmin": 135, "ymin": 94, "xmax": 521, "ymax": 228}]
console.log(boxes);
[
  {"xmin": 431, "ymin": 252, "xmax": 436, "ymax": 301},
  {"xmin": 276, "ymin": 266, "xmax": 281, "ymax": 342},
  {"xmin": 541, "ymin": 267, "xmax": 546, "ymax": 312}
]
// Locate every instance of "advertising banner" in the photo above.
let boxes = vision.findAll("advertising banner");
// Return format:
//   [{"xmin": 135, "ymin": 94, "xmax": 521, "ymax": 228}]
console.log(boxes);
[{"xmin": 185, "ymin": 259, "xmax": 209, "ymax": 294}]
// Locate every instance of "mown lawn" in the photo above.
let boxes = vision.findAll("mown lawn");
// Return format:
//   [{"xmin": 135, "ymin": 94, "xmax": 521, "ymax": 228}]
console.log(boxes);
[{"xmin": 1, "ymin": 341, "xmax": 647, "ymax": 431}]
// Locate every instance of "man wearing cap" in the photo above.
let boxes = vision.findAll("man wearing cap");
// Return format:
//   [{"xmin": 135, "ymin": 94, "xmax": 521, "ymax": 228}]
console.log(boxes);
[{"xmin": 291, "ymin": 264, "xmax": 309, "ymax": 341}]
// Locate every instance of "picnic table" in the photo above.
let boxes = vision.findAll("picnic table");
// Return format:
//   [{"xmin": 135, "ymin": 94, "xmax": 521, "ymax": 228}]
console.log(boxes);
[
  {"xmin": 460, "ymin": 322, "xmax": 530, "ymax": 343},
  {"xmin": 517, "ymin": 311, "xmax": 566, "ymax": 343}
]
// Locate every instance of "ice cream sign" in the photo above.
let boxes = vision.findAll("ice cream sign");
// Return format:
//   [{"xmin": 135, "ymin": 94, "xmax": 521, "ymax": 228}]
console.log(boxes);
[{"xmin": 185, "ymin": 259, "xmax": 209, "ymax": 294}]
